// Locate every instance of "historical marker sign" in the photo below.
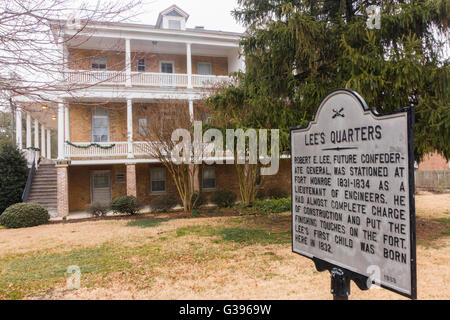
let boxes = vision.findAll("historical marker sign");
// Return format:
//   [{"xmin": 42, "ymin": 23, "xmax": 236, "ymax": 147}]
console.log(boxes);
[{"xmin": 291, "ymin": 90, "xmax": 416, "ymax": 299}]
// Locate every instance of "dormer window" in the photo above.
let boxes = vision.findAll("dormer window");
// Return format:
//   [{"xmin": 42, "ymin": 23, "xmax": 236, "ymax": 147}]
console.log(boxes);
[
  {"xmin": 156, "ymin": 5, "xmax": 189, "ymax": 30},
  {"xmin": 168, "ymin": 20, "xmax": 181, "ymax": 30}
]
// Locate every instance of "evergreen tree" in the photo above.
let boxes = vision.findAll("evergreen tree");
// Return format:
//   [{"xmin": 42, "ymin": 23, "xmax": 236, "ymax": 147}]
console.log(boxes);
[
  {"xmin": 0, "ymin": 143, "xmax": 28, "ymax": 214},
  {"xmin": 207, "ymin": 0, "xmax": 449, "ymax": 160}
]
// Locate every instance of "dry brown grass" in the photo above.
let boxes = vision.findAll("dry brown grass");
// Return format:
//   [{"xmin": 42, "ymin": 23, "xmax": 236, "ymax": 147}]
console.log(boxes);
[{"xmin": 0, "ymin": 193, "xmax": 449, "ymax": 300}]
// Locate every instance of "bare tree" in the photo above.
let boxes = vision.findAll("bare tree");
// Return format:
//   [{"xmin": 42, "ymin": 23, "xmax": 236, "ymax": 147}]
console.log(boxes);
[
  {"xmin": 142, "ymin": 100, "xmax": 206, "ymax": 213},
  {"xmin": 0, "ymin": 0, "xmax": 143, "ymax": 108}
]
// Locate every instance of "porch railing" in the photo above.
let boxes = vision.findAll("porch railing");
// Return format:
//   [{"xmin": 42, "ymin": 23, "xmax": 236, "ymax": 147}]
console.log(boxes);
[
  {"xmin": 65, "ymin": 142, "xmax": 129, "ymax": 158},
  {"xmin": 65, "ymin": 70, "xmax": 231, "ymax": 88}
]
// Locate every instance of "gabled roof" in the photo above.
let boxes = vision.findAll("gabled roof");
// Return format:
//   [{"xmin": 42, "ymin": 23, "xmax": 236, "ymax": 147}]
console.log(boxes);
[{"xmin": 156, "ymin": 5, "xmax": 190, "ymax": 27}]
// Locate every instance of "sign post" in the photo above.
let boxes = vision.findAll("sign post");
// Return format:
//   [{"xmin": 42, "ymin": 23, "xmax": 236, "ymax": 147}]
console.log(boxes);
[{"xmin": 291, "ymin": 89, "xmax": 416, "ymax": 299}]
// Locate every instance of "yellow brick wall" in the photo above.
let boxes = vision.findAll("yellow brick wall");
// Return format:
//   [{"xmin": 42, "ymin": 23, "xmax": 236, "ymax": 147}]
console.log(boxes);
[
  {"xmin": 69, "ymin": 103, "xmax": 127, "ymax": 143},
  {"xmin": 68, "ymin": 48, "xmax": 229, "ymax": 75},
  {"xmin": 67, "ymin": 160, "xmax": 292, "ymax": 212},
  {"xmin": 69, "ymin": 102, "xmax": 191, "ymax": 144}
]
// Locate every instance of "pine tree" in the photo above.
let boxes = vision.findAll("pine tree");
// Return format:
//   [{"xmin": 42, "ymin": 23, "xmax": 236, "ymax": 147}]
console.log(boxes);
[
  {"xmin": 207, "ymin": 0, "xmax": 449, "ymax": 160},
  {"xmin": 0, "ymin": 143, "xmax": 28, "ymax": 214}
]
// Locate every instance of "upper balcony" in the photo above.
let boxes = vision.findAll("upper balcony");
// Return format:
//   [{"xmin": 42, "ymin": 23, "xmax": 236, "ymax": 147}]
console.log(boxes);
[{"xmin": 61, "ymin": 21, "xmax": 243, "ymax": 92}]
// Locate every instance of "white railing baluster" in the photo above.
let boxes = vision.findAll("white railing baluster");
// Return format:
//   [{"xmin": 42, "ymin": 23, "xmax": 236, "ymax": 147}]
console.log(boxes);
[{"xmin": 65, "ymin": 70, "xmax": 230, "ymax": 88}]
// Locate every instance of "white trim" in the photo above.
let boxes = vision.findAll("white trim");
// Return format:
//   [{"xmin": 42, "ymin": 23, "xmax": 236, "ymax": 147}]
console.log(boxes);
[
  {"xmin": 64, "ymin": 28, "xmax": 240, "ymax": 48},
  {"xmin": 159, "ymin": 61, "xmax": 175, "ymax": 73},
  {"xmin": 92, "ymin": 107, "xmax": 110, "ymax": 142},
  {"xmin": 58, "ymin": 103, "xmax": 65, "ymax": 160},
  {"xmin": 15, "ymin": 108, "xmax": 22, "ymax": 150},
  {"xmin": 46, "ymin": 129, "xmax": 51, "ymax": 159},
  {"xmin": 127, "ymin": 99, "xmax": 134, "ymax": 158},
  {"xmin": 136, "ymin": 57, "xmax": 146, "ymax": 72},
  {"xmin": 26, "ymin": 113, "xmax": 32, "ymax": 149}
]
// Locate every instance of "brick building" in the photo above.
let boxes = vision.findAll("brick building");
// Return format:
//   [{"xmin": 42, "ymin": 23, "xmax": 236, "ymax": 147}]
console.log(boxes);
[{"xmin": 13, "ymin": 5, "xmax": 291, "ymax": 217}]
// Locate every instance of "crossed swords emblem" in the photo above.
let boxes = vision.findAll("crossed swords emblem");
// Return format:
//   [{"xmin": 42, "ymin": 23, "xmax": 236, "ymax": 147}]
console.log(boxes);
[{"xmin": 332, "ymin": 108, "xmax": 345, "ymax": 119}]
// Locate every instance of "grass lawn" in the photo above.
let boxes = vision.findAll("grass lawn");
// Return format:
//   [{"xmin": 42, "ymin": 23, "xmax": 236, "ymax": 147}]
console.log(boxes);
[{"xmin": 0, "ymin": 192, "xmax": 449, "ymax": 300}]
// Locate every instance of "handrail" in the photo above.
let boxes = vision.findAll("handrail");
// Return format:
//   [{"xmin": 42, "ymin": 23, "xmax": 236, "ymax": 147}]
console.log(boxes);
[{"xmin": 22, "ymin": 152, "xmax": 36, "ymax": 202}]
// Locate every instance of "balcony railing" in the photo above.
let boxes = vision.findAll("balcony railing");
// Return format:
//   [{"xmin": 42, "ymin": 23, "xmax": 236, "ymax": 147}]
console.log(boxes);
[
  {"xmin": 65, "ymin": 141, "xmax": 220, "ymax": 159},
  {"xmin": 65, "ymin": 142, "xmax": 129, "ymax": 158},
  {"xmin": 65, "ymin": 70, "xmax": 230, "ymax": 88}
]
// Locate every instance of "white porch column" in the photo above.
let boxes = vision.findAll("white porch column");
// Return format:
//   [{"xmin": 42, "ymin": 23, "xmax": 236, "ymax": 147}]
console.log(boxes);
[
  {"xmin": 26, "ymin": 113, "xmax": 32, "ymax": 149},
  {"xmin": 58, "ymin": 103, "xmax": 65, "ymax": 160},
  {"xmin": 46, "ymin": 129, "xmax": 51, "ymax": 159},
  {"xmin": 125, "ymin": 38, "xmax": 131, "ymax": 87},
  {"xmin": 189, "ymin": 99, "xmax": 194, "ymax": 123},
  {"xmin": 64, "ymin": 105, "xmax": 70, "ymax": 141},
  {"xmin": 15, "ymin": 108, "xmax": 22, "ymax": 150},
  {"xmin": 127, "ymin": 99, "xmax": 134, "ymax": 158},
  {"xmin": 41, "ymin": 125, "xmax": 46, "ymax": 158},
  {"xmin": 34, "ymin": 119, "xmax": 39, "ymax": 148},
  {"xmin": 34, "ymin": 119, "xmax": 40, "ymax": 161},
  {"xmin": 186, "ymin": 43, "xmax": 192, "ymax": 88}
]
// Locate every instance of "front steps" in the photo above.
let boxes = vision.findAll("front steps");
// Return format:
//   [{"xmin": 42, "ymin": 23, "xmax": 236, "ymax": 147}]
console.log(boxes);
[{"xmin": 27, "ymin": 163, "xmax": 58, "ymax": 217}]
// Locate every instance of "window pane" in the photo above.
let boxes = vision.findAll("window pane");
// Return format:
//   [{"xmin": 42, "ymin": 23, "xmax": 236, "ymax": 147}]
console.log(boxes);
[
  {"xmin": 93, "ymin": 174, "xmax": 110, "ymax": 188},
  {"xmin": 151, "ymin": 181, "xmax": 166, "ymax": 192},
  {"xmin": 161, "ymin": 63, "xmax": 173, "ymax": 73},
  {"xmin": 91, "ymin": 57, "xmax": 107, "ymax": 70},
  {"xmin": 198, "ymin": 63, "xmax": 212, "ymax": 75},
  {"xmin": 137, "ymin": 58, "xmax": 146, "ymax": 72},
  {"xmin": 92, "ymin": 109, "xmax": 109, "ymax": 142},
  {"xmin": 168, "ymin": 20, "xmax": 181, "ymax": 29},
  {"xmin": 202, "ymin": 167, "xmax": 216, "ymax": 189},
  {"xmin": 138, "ymin": 118, "xmax": 148, "ymax": 137},
  {"xmin": 151, "ymin": 168, "xmax": 166, "ymax": 192}
]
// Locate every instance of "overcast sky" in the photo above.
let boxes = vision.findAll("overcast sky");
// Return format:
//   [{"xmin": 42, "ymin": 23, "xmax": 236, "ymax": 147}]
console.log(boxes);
[{"xmin": 134, "ymin": 0, "xmax": 245, "ymax": 33}]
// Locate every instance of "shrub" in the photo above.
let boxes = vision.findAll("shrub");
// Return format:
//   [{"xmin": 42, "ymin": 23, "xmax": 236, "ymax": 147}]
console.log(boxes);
[
  {"xmin": 0, "ymin": 203, "xmax": 49, "ymax": 228},
  {"xmin": 255, "ymin": 189, "xmax": 266, "ymax": 200},
  {"xmin": 87, "ymin": 202, "xmax": 110, "ymax": 217},
  {"xmin": 191, "ymin": 192, "xmax": 206, "ymax": 209},
  {"xmin": 266, "ymin": 187, "xmax": 288, "ymax": 199},
  {"xmin": 211, "ymin": 190, "xmax": 237, "ymax": 208},
  {"xmin": 150, "ymin": 194, "xmax": 179, "ymax": 213},
  {"xmin": 250, "ymin": 197, "xmax": 291, "ymax": 214},
  {"xmin": 0, "ymin": 144, "xmax": 28, "ymax": 214},
  {"xmin": 111, "ymin": 196, "xmax": 141, "ymax": 215}
]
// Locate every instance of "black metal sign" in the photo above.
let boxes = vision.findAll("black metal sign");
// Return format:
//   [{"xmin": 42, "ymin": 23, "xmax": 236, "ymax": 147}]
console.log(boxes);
[{"xmin": 290, "ymin": 89, "xmax": 417, "ymax": 299}]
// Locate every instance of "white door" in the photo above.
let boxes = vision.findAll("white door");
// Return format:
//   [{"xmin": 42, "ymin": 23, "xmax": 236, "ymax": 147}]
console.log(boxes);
[{"xmin": 91, "ymin": 171, "xmax": 112, "ymax": 204}]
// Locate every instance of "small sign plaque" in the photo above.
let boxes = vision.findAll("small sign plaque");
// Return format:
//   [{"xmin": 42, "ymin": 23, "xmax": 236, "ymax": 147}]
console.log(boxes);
[{"xmin": 291, "ymin": 90, "xmax": 416, "ymax": 299}]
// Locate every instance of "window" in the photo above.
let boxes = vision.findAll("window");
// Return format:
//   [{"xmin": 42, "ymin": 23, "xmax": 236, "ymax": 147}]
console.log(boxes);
[
  {"xmin": 138, "ymin": 118, "xmax": 148, "ymax": 137},
  {"xmin": 202, "ymin": 167, "xmax": 216, "ymax": 190},
  {"xmin": 91, "ymin": 171, "xmax": 112, "ymax": 204},
  {"xmin": 168, "ymin": 20, "xmax": 181, "ymax": 29},
  {"xmin": 137, "ymin": 58, "xmax": 146, "ymax": 72},
  {"xmin": 92, "ymin": 108, "xmax": 109, "ymax": 142},
  {"xmin": 90, "ymin": 57, "xmax": 107, "ymax": 70},
  {"xmin": 151, "ymin": 167, "xmax": 166, "ymax": 193},
  {"xmin": 197, "ymin": 62, "xmax": 212, "ymax": 75},
  {"xmin": 160, "ymin": 62, "xmax": 174, "ymax": 74},
  {"xmin": 115, "ymin": 173, "xmax": 126, "ymax": 184}
]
